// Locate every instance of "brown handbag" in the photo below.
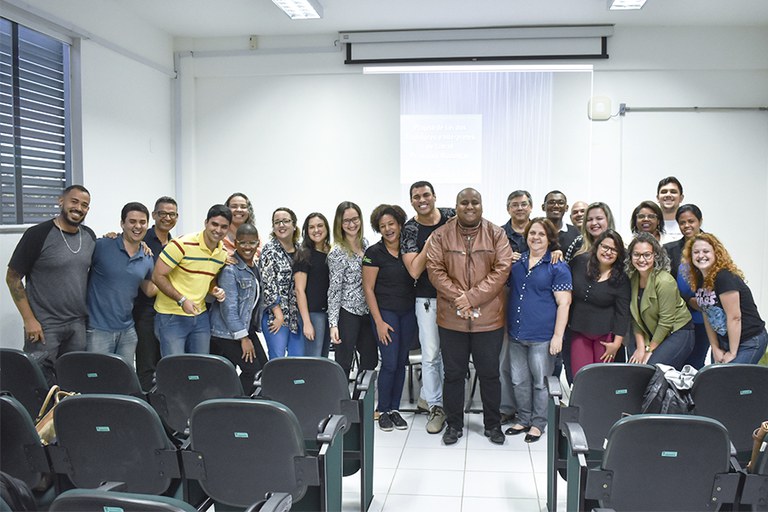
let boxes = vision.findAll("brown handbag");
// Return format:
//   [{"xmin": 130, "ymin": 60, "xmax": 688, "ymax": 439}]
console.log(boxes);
[
  {"xmin": 748, "ymin": 421, "xmax": 768, "ymax": 473},
  {"xmin": 34, "ymin": 385, "xmax": 76, "ymax": 446}
]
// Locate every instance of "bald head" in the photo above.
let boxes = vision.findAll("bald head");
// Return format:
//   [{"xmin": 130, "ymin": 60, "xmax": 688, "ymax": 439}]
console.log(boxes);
[{"xmin": 456, "ymin": 188, "xmax": 483, "ymax": 228}]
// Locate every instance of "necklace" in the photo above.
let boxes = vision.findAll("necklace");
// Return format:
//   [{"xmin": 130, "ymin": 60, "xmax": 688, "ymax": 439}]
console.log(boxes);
[{"xmin": 55, "ymin": 219, "xmax": 82, "ymax": 254}]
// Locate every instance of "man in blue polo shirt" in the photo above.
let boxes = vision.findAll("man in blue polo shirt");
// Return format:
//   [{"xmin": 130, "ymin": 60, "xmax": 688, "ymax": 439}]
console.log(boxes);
[{"xmin": 85, "ymin": 202, "xmax": 157, "ymax": 365}]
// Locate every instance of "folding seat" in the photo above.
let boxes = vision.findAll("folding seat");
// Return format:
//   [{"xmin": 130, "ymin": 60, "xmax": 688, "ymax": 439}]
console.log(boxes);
[
  {"xmin": 565, "ymin": 414, "xmax": 741, "ymax": 511},
  {"xmin": 0, "ymin": 394, "xmax": 54, "ymax": 507},
  {"xmin": 182, "ymin": 398, "xmax": 345, "ymax": 511},
  {"xmin": 257, "ymin": 357, "xmax": 377, "ymax": 512},
  {"xmin": 55, "ymin": 351, "xmax": 144, "ymax": 398},
  {"xmin": 148, "ymin": 354, "xmax": 244, "ymax": 437},
  {"xmin": 691, "ymin": 364, "xmax": 768, "ymax": 466},
  {"xmin": 0, "ymin": 348, "xmax": 50, "ymax": 418},
  {"xmin": 741, "ymin": 438, "xmax": 768, "ymax": 511},
  {"xmin": 46, "ymin": 394, "xmax": 183, "ymax": 497},
  {"xmin": 546, "ymin": 363, "xmax": 655, "ymax": 511}
]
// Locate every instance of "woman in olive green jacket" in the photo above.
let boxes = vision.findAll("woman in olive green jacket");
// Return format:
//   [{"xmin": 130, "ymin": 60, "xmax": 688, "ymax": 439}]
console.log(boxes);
[{"xmin": 626, "ymin": 233, "xmax": 694, "ymax": 369}]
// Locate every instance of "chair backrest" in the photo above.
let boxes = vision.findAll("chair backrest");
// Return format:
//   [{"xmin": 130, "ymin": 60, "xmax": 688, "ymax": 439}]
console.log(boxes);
[
  {"xmin": 0, "ymin": 349, "xmax": 50, "ymax": 419},
  {"xmin": 259, "ymin": 357, "xmax": 351, "ymax": 440},
  {"xmin": 569, "ymin": 363, "xmax": 656, "ymax": 450},
  {"xmin": 150, "ymin": 354, "xmax": 244, "ymax": 434},
  {"xmin": 50, "ymin": 394, "xmax": 179, "ymax": 494},
  {"xmin": 49, "ymin": 489, "xmax": 198, "ymax": 512},
  {"xmin": 55, "ymin": 352, "xmax": 143, "ymax": 397},
  {"xmin": 186, "ymin": 399, "xmax": 308, "ymax": 508},
  {"xmin": 596, "ymin": 414, "xmax": 732, "ymax": 511},
  {"xmin": 691, "ymin": 364, "xmax": 768, "ymax": 457},
  {"xmin": 0, "ymin": 395, "xmax": 49, "ymax": 488}
]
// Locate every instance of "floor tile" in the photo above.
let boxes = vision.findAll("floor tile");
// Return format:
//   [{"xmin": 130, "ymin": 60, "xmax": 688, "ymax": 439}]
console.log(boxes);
[
  {"xmin": 388, "ymin": 468, "xmax": 465, "ymax": 497},
  {"xmin": 374, "ymin": 444, "xmax": 404, "ymax": 468},
  {"xmin": 529, "ymin": 447, "xmax": 549, "ymax": 473},
  {"xmin": 397, "ymin": 447, "xmax": 466, "ymax": 471},
  {"xmin": 463, "ymin": 497, "xmax": 544, "ymax": 512},
  {"xmin": 463, "ymin": 470, "xmax": 539, "ymax": 499},
  {"xmin": 465, "ymin": 448, "xmax": 533, "ymax": 472},
  {"xmin": 382, "ymin": 494, "xmax": 462, "ymax": 511}
]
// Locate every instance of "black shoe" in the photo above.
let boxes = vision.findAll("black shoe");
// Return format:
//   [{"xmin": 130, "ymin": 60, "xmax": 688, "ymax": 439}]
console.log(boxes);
[
  {"xmin": 484, "ymin": 427, "xmax": 505, "ymax": 445},
  {"xmin": 442, "ymin": 426, "xmax": 463, "ymax": 445},
  {"xmin": 378, "ymin": 412, "xmax": 394, "ymax": 432},
  {"xmin": 389, "ymin": 410, "xmax": 408, "ymax": 430},
  {"xmin": 500, "ymin": 412, "xmax": 517, "ymax": 425},
  {"xmin": 504, "ymin": 424, "xmax": 530, "ymax": 436},
  {"xmin": 525, "ymin": 431, "xmax": 543, "ymax": 443}
]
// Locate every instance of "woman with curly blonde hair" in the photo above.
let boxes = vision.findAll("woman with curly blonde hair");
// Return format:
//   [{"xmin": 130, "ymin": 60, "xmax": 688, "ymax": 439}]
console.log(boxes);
[{"xmin": 683, "ymin": 233, "xmax": 767, "ymax": 364}]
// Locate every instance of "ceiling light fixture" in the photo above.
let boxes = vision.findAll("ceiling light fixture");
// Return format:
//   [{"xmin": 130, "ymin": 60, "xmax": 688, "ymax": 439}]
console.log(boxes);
[
  {"xmin": 363, "ymin": 64, "xmax": 594, "ymax": 74},
  {"xmin": 609, "ymin": 0, "xmax": 647, "ymax": 10},
  {"xmin": 271, "ymin": 0, "xmax": 323, "ymax": 19}
]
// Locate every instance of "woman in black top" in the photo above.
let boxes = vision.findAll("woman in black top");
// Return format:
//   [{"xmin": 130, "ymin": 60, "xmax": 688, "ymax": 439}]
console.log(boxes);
[
  {"xmin": 362, "ymin": 204, "xmax": 418, "ymax": 432},
  {"xmin": 568, "ymin": 230, "xmax": 631, "ymax": 377},
  {"xmin": 294, "ymin": 213, "xmax": 332, "ymax": 358}
]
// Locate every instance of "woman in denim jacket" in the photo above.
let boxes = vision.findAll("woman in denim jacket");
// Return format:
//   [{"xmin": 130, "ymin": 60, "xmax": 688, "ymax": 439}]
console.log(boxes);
[{"xmin": 210, "ymin": 223, "xmax": 265, "ymax": 393}]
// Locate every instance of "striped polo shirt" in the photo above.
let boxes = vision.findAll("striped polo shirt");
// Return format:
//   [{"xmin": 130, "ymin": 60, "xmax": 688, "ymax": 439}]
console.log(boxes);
[{"xmin": 154, "ymin": 230, "xmax": 227, "ymax": 316}]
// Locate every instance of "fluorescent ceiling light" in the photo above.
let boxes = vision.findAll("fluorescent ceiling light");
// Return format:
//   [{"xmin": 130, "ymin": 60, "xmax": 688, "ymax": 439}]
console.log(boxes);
[
  {"xmin": 363, "ymin": 64, "xmax": 594, "ymax": 74},
  {"xmin": 271, "ymin": 0, "xmax": 323, "ymax": 19},
  {"xmin": 609, "ymin": 0, "xmax": 647, "ymax": 10}
]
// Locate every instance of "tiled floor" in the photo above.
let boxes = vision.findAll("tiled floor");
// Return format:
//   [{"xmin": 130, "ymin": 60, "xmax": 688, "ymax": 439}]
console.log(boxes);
[{"xmin": 341, "ymin": 387, "xmax": 568, "ymax": 512}]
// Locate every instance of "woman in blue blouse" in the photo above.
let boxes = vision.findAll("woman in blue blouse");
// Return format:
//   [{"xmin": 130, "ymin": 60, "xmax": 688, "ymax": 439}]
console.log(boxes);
[
  {"xmin": 506, "ymin": 218, "xmax": 572, "ymax": 443},
  {"xmin": 259, "ymin": 207, "xmax": 303, "ymax": 358}
]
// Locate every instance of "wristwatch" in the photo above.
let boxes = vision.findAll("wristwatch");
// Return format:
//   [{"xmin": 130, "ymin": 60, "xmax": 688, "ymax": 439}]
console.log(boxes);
[
  {"xmin": 645, "ymin": 344, "xmax": 653, "ymax": 353},
  {"xmin": 177, "ymin": 296, "xmax": 187, "ymax": 307}
]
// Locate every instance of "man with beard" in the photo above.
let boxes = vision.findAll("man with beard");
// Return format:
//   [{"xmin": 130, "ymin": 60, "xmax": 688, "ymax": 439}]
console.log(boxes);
[
  {"xmin": 6, "ymin": 185, "xmax": 97, "ymax": 380},
  {"xmin": 427, "ymin": 188, "xmax": 512, "ymax": 446}
]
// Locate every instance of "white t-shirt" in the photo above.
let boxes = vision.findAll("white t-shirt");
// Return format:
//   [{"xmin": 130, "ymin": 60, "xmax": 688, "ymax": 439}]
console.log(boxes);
[{"xmin": 661, "ymin": 219, "xmax": 683, "ymax": 244}]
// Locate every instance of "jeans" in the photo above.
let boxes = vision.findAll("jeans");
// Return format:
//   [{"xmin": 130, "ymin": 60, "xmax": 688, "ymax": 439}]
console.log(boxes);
[
  {"xmin": 648, "ymin": 327, "xmax": 694, "ymax": 370},
  {"xmin": 415, "ymin": 298, "xmax": 444, "ymax": 408},
  {"xmin": 302, "ymin": 311, "xmax": 331, "ymax": 358},
  {"xmin": 335, "ymin": 308, "xmax": 378, "ymax": 378},
  {"xmin": 262, "ymin": 316, "xmax": 304, "ymax": 359},
  {"xmin": 133, "ymin": 303, "xmax": 161, "ymax": 391},
  {"xmin": 440, "ymin": 327, "xmax": 503, "ymax": 431},
  {"xmin": 210, "ymin": 335, "xmax": 259, "ymax": 394},
  {"xmin": 508, "ymin": 339, "xmax": 554, "ymax": 432},
  {"xmin": 154, "ymin": 312, "xmax": 211, "ymax": 356},
  {"xmin": 24, "ymin": 319, "xmax": 87, "ymax": 384},
  {"xmin": 721, "ymin": 328, "xmax": 768, "ymax": 364},
  {"xmin": 683, "ymin": 322, "xmax": 710, "ymax": 369},
  {"xmin": 375, "ymin": 308, "xmax": 417, "ymax": 413},
  {"xmin": 86, "ymin": 327, "xmax": 138, "ymax": 367},
  {"xmin": 498, "ymin": 331, "xmax": 517, "ymax": 416}
]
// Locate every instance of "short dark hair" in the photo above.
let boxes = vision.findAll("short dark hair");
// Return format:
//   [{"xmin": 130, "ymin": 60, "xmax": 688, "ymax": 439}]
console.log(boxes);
[
  {"xmin": 121, "ymin": 202, "xmax": 149, "ymax": 222},
  {"xmin": 630, "ymin": 200, "xmax": 665, "ymax": 234},
  {"xmin": 206, "ymin": 204, "xmax": 232, "ymax": 223},
  {"xmin": 370, "ymin": 204, "xmax": 407, "ymax": 232},
  {"xmin": 524, "ymin": 217, "xmax": 560, "ymax": 252},
  {"xmin": 63, "ymin": 184, "xmax": 90, "ymax": 196},
  {"xmin": 409, "ymin": 181, "xmax": 435, "ymax": 197},
  {"xmin": 154, "ymin": 196, "xmax": 177, "ymax": 211},
  {"xmin": 544, "ymin": 190, "xmax": 567, "ymax": 204},
  {"xmin": 675, "ymin": 203, "xmax": 702, "ymax": 222},
  {"xmin": 506, "ymin": 190, "xmax": 532, "ymax": 206},
  {"xmin": 236, "ymin": 223, "xmax": 259, "ymax": 238},
  {"xmin": 657, "ymin": 176, "xmax": 683, "ymax": 196}
]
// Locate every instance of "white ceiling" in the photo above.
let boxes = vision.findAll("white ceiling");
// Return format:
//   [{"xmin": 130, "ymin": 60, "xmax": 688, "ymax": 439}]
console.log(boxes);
[{"xmin": 115, "ymin": 0, "xmax": 768, "ymax": 39}]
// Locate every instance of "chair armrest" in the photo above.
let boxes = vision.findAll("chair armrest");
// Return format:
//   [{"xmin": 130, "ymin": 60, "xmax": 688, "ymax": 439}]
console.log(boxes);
[
  {"xmin": 252, "ymin": 370, "xmax": 263, "ymax": 390},
  {"xmin": 562, "ymin": 421, "xmax": 589, "ymax": 456},
  {"xmin": 317, "ymin": 414, "xmax": 348, "ymax": 443},
  {"xmin": 94, "ymin": 482, "xmax": 126, "ymax": 492},
  {"xmin": 547, "ymin": 375, "xmax": 562, "ymax": 398},
  {"xmin": 250, "ymin": 492, "xmax": 293, "ymax": 512},
  {"xmin": 356, "ymin": 370, "xmax": 376, "ymax": 393},
  {"xmin": 591, "ymin": 508, "xmax": 616, "ymax": 512}
]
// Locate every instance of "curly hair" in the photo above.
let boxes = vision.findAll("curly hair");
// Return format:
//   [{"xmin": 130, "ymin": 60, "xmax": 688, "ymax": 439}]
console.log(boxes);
[
  {"xmin": 625, "ymin": 232, "xmax": 670, "ymax": 278},
  {"xmin": 225, "ymin": 192, "xmax": 255, "ymax": 226},
  {"xmin": 370, "ymin": 204, "xmax": 407, "ymax": 233},
  {"xmin": 586, "ymin": 230, "xmax": 627, "ymax": 284},
  {"xmin": 682, "ymin": 233, "xmax": 744, "ymax": 291}
]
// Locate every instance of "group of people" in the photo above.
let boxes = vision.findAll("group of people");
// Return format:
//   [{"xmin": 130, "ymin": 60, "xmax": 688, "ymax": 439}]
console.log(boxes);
[{"xmin": 6, "ymin": 176, "xmax": 767, "ymax": 448}]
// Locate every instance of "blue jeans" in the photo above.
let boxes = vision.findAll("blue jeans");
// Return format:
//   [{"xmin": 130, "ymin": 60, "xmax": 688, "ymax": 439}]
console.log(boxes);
[
  {"xmin": 508, "ymin": 339, "xmax": 554, "ymax": 431},
  {"xmin": 721, "ymin": 328, "xmax": 768, "ymax": 364},
  {"xmin": 302, "ymin": 312, "xmax": 330, "ymax": 358},
  {"xmin": 154, "ymin": 312, "xmax": 211, "ymax": 356},
  {"xmin": 683, "ymin": 322, "xmax": 710, "ymax": 369},
  {"xmin": 86, "ymin": 327, "xmax": 138, "ymax": 366},
  {"xmin": 648, "ymin": 327, "xmax": 694, "ymax": 370},
  {"xmin": 262, "ymin": 315, "xmax": 304, "ymax": 359},
  {"xmin": 415, "ymin": 298, "xmax": 443, "ymax": 408},
  {"xmin": 374, "ymin": 309, "xmax": 417, "ymax": 413}
]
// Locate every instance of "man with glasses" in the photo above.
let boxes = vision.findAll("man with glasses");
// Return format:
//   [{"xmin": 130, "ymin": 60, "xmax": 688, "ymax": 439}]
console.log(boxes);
[
  {"xmin": 502, "ymin": 190, "xmax": 533, "ymax": 258},
  {"xmin": 542, "ymin": 190, "xmax": 579, "ymax": 258},
  {"xmin": 151, "ymin": 204, "xmax": 230, "ymax": 356},
  {"xmin": 133, "ymin": 196, "xmax": 178, "ymax": 390}
]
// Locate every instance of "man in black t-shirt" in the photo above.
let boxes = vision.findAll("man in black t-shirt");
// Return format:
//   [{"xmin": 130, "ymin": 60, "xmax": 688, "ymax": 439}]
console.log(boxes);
[{"xmin": 401, "ymin": 181, "xmax": 455, "ymax": 434}]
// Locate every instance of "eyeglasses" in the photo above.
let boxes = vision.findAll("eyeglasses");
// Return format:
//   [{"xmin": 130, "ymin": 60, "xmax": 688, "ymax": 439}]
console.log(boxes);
[
  {"xmin": 155, "ymin": 211, "xmax": 178, "ymax": 219},
  {"xmin": 636, "ymin": 213, "xmax": 658, "ymax": 220},
  {"xmin": 546, "ymin": 200, "xmax": 566, "ymax": 207},
  {"xmin": 236, "ymin": 240, "xmax": 259, "ymax": 247},
  {"xmin": 631, "ymin": 252, "xmax": 654, "ymax": 261},
  {"xmin": 599, "ymin": 243, "xmax": 619, "ymax": 255},
  {"xmin": 342, "ymin": 217, "xmax": 360, "ymax": 226},
  {"xmin": 508, "ymin": 202, "xmax": 530, "ymax": 210},
  {"xmin": 273, "ymin": 219, "xmax": 293, "ymax": 227}
]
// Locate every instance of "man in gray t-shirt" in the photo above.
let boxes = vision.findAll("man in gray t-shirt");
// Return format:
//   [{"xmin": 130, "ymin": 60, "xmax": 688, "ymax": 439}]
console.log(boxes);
[{"xmin": 6, "ymin": 185, "xmax": 96, "ymax": 377}]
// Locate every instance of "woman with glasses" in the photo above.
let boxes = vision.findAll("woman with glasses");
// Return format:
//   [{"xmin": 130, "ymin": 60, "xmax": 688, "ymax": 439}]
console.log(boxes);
[
  {"xmin": 683, "ymin": 233, "xmax": 767, "ymax": 364},
  {"xmin": 626, "ymin": 232, "xmax": 694, "ymax": 368},
  {"xmin": 294, "ymin": 212, "xmax": 332, "ymax": 358},
  {"xmin": 630, "ymin": 200, "xmax": 665, "ymax": 242},
  {"xmin": 259, "ymin": 207, "xmax": 303, "ymax": 358},
  {"xmin": 568, "ymin": 230, "xmax": 630, "ymax": 377},
  {"xmin": 327, "ymin": 201, "xmax": 378, "ymax": 378},
  {"xmin": 223, "ymin": 192, "xmax": 256, "ymax": 257}
]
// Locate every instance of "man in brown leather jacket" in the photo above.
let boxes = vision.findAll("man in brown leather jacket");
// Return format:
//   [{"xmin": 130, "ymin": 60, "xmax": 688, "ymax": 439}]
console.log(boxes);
[{"xmin": 426, "ymin": 188, "xmax": 513, "ymax": 445}]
